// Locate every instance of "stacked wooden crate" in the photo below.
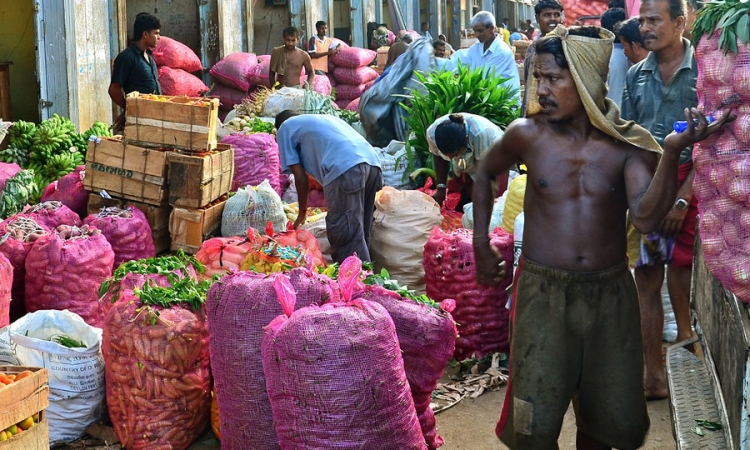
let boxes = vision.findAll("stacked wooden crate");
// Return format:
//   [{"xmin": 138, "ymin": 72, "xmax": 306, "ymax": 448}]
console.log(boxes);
[
  {"xmin": 84, "ymin": 92, "xmax": 233, "ymax": 254},
  {"xmin": 0, "ymin": 366, "xmax": 49, "ymax": 450}
]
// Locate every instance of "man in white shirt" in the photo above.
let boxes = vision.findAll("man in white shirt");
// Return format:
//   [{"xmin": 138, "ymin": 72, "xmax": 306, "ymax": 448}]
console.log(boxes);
[
  {"xmin": 420, "ymin": 22, "xmax": 433, "ymax": 41},
  {"xmin": 449, "ymin": 11, "xmax": 521, "ymax": 95}
]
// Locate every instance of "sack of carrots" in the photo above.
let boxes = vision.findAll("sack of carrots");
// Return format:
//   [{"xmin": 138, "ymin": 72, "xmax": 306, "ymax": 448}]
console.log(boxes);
[
  {"xmin": 102, "ymin": 265, "xmax": 213, "ymax": 450},
  {"xmin": 84, "ymin": 206, "xmax": 156, "ymax": 270}
]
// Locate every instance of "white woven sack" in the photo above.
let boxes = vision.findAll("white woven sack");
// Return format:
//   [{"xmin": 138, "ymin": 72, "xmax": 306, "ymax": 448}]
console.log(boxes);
[{"xmin": 222, "ymin": 180, "xmax": 287, "ymax": 236}]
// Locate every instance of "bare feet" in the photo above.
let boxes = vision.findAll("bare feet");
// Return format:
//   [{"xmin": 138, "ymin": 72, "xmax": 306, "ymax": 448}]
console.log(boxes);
[{"xmin": 644, "ymin": 381, "xmax": 669, "ymax": 400}]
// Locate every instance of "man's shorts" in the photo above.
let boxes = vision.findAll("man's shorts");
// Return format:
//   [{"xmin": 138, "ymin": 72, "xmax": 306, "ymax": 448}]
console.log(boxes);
[{"xmin": 498, "ymin": 257, "xmax": 649, "ymax": 450}]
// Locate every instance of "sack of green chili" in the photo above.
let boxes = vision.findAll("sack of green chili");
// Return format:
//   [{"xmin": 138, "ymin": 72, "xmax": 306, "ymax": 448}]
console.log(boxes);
[{"xmin": 103, "ymin": 274, "xmax": 213, "ymax": 450}]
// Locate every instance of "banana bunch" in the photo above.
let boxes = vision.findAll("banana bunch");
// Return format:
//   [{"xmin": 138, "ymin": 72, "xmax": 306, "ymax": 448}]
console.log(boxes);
[
  {"xmin": 43, "ymin": 152, "xmax": 81, "ymax": 180},
  {"xmin": 82, "ymin": 121, "xmax": 112, "ymax": 141},
  {"xmin": 29, "ymin": 114, "xmax": 79, "ymax": 164},
  {"xmin": 0, "ymin": 145, "xmax": 30, "ymax": 167},
  {"xmin": 8, "ymin": 120, "xmax": 36, "ymax": 150}
]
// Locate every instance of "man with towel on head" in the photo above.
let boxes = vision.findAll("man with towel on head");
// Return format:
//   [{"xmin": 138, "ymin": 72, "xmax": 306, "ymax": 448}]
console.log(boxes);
[{"xmin": 471, "ymin": 25, "xmax": 733, "ymax": 449}]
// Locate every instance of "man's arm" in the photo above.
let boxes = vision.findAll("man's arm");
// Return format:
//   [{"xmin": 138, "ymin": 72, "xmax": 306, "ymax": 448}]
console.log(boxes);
[
  {"xmin": 108, "ymin": 82, "xmax": 126, "ymax": 109},
  {"xmin": 660, "ymin": 166, "xmax": 695, "ymax": 237},
  {"xmin": 290, "ymin": 164, "xmax": 309, "ymax": 229},
  {"xmin": 432, "ymin": 157, "xmax": 450, "ymax": 206},
  {"xmin": 303, "ymin": 52, "xmax": 315, "ymax": 88}
]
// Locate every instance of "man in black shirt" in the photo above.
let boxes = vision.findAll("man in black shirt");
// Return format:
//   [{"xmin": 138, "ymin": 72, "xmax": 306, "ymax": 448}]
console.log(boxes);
[{"xmin": 108, "ymin": 13, "xmax": 162, "ymax": 132}]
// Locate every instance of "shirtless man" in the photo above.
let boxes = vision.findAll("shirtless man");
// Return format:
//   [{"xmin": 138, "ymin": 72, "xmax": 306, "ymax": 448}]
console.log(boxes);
[
  {"xmin": 270, "ymin": 27, "xmax": 314, "ymax": 88},
  {"xmin": 472, "ymin": 25, "xmax": 732, "ymax": 449}
]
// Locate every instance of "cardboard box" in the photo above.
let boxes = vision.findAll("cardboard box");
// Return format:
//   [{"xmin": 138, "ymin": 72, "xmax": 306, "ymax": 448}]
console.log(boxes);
[
  {"xmin": 169, "ymin": 198, "xmax": 227, "ymax": 254},
  {"xmin": 84, "ymin": 137, "xmax": 168, "ymax": 205},
  {"xmin": 0, "ymin": 366, "xmax": 49, "ymax": 450},
  {"xmin": 168, "ymin": 144, "xmax": 234, "ymax": 209},
  {"xmin": 123, "ymin": 92, "xmax": 219, "ymax": 152},
  {"xmin": 87, "ymin": 193, "xmax": 172, "ymax": 253}
]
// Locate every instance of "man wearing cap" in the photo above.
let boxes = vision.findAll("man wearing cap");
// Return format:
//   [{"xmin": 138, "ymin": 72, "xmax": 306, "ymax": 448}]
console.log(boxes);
[{"xmin": 472, "ymin": 25, "xmax": 732, "ymax": 449}]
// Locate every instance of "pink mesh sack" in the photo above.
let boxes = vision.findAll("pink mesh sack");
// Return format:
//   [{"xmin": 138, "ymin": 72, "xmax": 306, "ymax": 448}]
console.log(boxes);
[
  {"xmin": 335, "ymin": 83, "xmax": 368, "ymax": 101},
  {"xmin": 194, "ymin": 236, "xmax": 254, "ymax": 279},
  {"xmin": 262, "ymin": 297, "xmax": 427, "ymax": 450},
  {"xmin": 333, "ymin": 66, "xmax": 379, "ymax": 85},
  {"xmin": 692, "ymin": 32, "xmax": 750, "ymax": 302},
  {"xmin": 40, "ymin": 165, "xmax": 88, "ymax": 219},
  {"xmin": 206, "ymin": 269, "xmax": 340, "ymax": 450},
  {"xmin": 22, "ymin": 201, "xmax": 81, "ymax": 229},
  {"xmin": 346, "ymin": 97, "xmax": 360, "ymax": 111},
  {"xmin": 331, "ymin": 47, "xmax": 377, "ymax": 69},
  {"xmin": 159, "ymin": 66, "xmax": 210, "ymax": 97},
  {"xmin": 0, "ymin": 252, "xmax": 11, "ymax": 327},
  {"xmin": 211, "ymin": 84, "xmax": 252, "ymax": 111},
  {"xmin": 0, "ymin": 215, "xmax": 50, "ymax": 321},
  {"xmin": 153, "ymin": 36, "xmax": 204, "ymax": 72},
  {"xmin": 423, "ymin": 226, "xmax": 514, "ymax": 359},
  {"xmin": 0, "ymin": 162, "xmax": 21, "ymax": 193},
  {"xmin": 103, "ymin": 290, "xmax": 210, "ymax": 450},
  {"xmin": 24, "ymin": 224, "xmax": 114, "ymax": 327},
  {"xmin": 220, "ymin": 132, "xmax": 281, "ymax": 193},
  {"xmin": 249, "ymin": 55, "xmax": 272, "ymax": 88},
  {"xmin": 310, "ymin": 73, "xmax": 332, "ymax": 96},
  {"xmin": 209, "ymin": 52, "xmax": 258, "ymax": 91},
  {"xmin": 84, "ymin": 207, "xmax": 156, "ymax": 270},
  {"xmin": 356, "ymin": 284, "xmax": 457, "ymax": 449}
]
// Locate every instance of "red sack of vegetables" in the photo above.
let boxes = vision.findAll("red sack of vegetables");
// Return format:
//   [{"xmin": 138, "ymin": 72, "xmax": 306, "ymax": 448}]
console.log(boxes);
[
  {"xmin": 40, "ymin": 165, "xmax": 87, "ymax": 219},
  {"xmin": 153, "ymin": 36, "xmax": 203, "ymax": 72},
  {"xmin": 103, "ymin": 275, "xmax": 212, "ymax": 450},
  {"xmin": 356, "ymin": 283, "xmax": 457, "ymax": 449},
  {"xmin": 221, "ymin": 132, "xmax": 281, "ymax": 194},
  {"xmin": 249, "ymin": 55, "xmax": 272, "ymax": 88},
  {"xmin": 206, "ymin": 269, "xmax": 339, "ymax": 450},
  {"xmin": 0, "ymin": 252, "xmax": 11, "ymax": 327},
  {"xmin": 0, "ymin": 215, "xmax": 50, "ymax": 321},
  {"xmin": 262, "ymin": 282, "xmax": 426, "ymax": 449},
  {"xmin": 209, "ymin": 52, "xmax": 258, "ymax": 91},
  {"xmin": 331, "ymin": 46, "xmax": 377, "ymax": 69},
  {"xmin": 159, "ymin": 66, "xmax": 210, "ymax": 97},
  {"xmin": 0, "ymin": 162, "xmax": 21, "ymax": 193},
  {"xmin": 22, "ymin": 201, "xmax": 81, "ymax": 229},
  {"xmin": 423, "ymin": 226, "xmax": 514, "ymax": 360},
  {"xmin": 84, "ymin": 206, "xmax": 155, "ymax": 270},
  {"xmin": 24, "ymin": 224, "xmax": 114, "ymax": 328},
  {"xmin": 194, "ymin": 236, "xmax": 254, "ymax": 280}
]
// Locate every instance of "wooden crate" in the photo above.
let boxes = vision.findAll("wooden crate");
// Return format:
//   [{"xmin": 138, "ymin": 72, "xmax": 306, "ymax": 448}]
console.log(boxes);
[
  {"xmin": 168, "ymin": 144, "xmax": 234, "ymax": 209},
  {"xmin": 87, "ymin": 193, "xmax": 172, "ymax": 253},
  {"xmin": 84, "ymin": 136, "xmax": 168, "ymax": 205},
  {"xmin": 123, "ymin": 92, "xmax": 219, "ymax": 152},
  {"xmin": 169, "ymin": 198, "xmax": 227, "ymax": 254},
  {"xmin": 0, "ymin": 366, "xmax": 49, "ymax": 450}
]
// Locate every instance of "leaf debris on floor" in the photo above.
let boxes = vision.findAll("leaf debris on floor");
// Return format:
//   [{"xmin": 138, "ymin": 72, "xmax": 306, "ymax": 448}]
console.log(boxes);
[{"xmin": 431, "ymin": 353, "xmax": 509, "ymax": 414}]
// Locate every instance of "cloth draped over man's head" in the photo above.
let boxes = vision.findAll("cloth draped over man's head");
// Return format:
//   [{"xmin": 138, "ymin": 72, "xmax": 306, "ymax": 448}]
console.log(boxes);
[{"xmin": 526, "ymin": 24, "xmax": 662, "ymax": 154}]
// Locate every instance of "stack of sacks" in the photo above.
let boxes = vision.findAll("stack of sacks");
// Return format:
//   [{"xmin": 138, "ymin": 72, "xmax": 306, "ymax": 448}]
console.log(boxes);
[
  {"xmin": 154, "ymin": 36, "xmax": 208, "ymax": 96},
  {"xmin": 330, "ymin": 45, "xmax": 378, "ymax": 110},
  {"xmin": 209, "ymin": 52, "xmax": 259, "ymax": 111}
]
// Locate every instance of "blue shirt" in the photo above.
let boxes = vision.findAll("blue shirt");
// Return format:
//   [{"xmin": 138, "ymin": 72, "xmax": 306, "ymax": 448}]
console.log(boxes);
[
  {"xmin": 276, "ymin": 115, "xmax": 381, "ymax": 186},
  {"xmin": 621, "ymin": 38, "xmax": 697, "ymax": 163},
  {"xmin": 450, "ymin": 36, "xmax": 521, "ymax": 95},
  {"xmin": 510, "ymin": 32, "xmax": 523, "ymax": 44},
  {"xmin": 607, "ymin": 42, "xmax": 629, "ymax": 110}
]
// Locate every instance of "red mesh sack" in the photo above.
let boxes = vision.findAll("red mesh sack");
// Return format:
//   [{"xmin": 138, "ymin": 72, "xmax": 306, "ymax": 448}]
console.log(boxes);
[
  {"xmin": 560, "ymin": 0, "xmax": 607, "ymax": 26},
  {"xmin": 311, "ymin": 73, "xmax": 332, "ymax": 96},
  {"xmin": 211, "ymin": 84, "xmax": 252, "ymax": 111},
  {"xmin": 103, "ymin": 289, "xmax": 210, "ymax": 450},
  {"xmin": 24, "ymin": 224, "xmax": 114, "ymax": 327},
  {"xmin": 333, "ymin": 66, "xmax": 379, "ymax": 85},
  {"xmin": 440, "ymin": 209, "xmax": 464, "ymax": 232},
  {"xmin": 0, "ymin": 252, "xmax": 11, "ymax": 327},
  {"xmin": 335, "ymin": 83, "xmax": 368, "ymax": 101},
  {"xmin": 0, "ymin": 215, "xmax": 50, "ymax": 321},
  {"xmin": 423, "ymin": 226, "xmax": 514, "ymax": 359},
  {"xmin": 22, "ymin": 201, "xmax": 81, "ymax": 229},
  {"xmin": 249, "ymin": 55, "xmax": 272, "ymax": 88},
  {"xmin": 356, "ymin": 284, "xmax": 457, "ymax": 449},
  {"xmin": 158, "ymin": 66, "xmax": 209, "ymax": 97},
  {"xmin": 206, "ymin": 269, "xmax": 339, "ymax": 450},
  {"xmin": 84, "ymin": 207, "xmax": 156, "ymax": 270},
  {"xmin": 331, "ymin": 46, "xmax": 377, "ymax": 68},
  {"xmin": 346, "ymin": 97, "xmax": 360, "ymax": 111},
  {"xmin": 272, "ymin": 226, "xmax": 327, "ymax": 268},
  {"xmin": 221, "ymin": 132, "xmax": 281, "ymax": 193},
  {"xmin": 262, "ymin": 298, "xmax": 426, "ymax": 450},
  {"xmin": 40, "ymin": 166, "xmax": 88, "ymax": 219},
  {"xmin": 693, "ymin": 32, "xmax": 750, "ymax": 302},
  {"xmin": 209, "ymin": 52, "xmax": 258, "ymax": 91},
  {"xmin": 0, "ymin": 162, "xmax": 21, "ymax": 193},
  {"xmin": 153, "ymin": 36, "xmax": 203, "ymax": 72},
  {"xmin": 194, "ymin": 236, "xmax": 254, "ymax": 279}
]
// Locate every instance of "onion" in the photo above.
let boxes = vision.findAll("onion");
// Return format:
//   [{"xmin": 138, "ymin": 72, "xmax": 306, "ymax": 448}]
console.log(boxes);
[
  {"xmin": 701, "ymin": 210, "xmax": 723, "ymax": 234},
  {"xmin": 722, "ymin": 221, "xmax": 743, "ymax": 247},
  {"xmin": 732, "ymin": 113, "xmax": 750, "ymax": 146},
  {"xmin": 729, "ymin": 258, "xmax": 750, "ymax": 285},
  {"xmin": 701, "ymin": 235, "xmax": 726, "ymax": 257},
  {"xmin": 709, "ymin": 163, "xmax": 732, "ymax": 188},
  {"xmin": 732, "ymin": 68, "xmax": 750, "ymax": 98},
  {"xmin": 740, "ymin": 209, "xmax": 750, "ymax": 232},
  {"xmin": 730, "ymin": 157, "xmax": 750, "ymax": 177},
  {"xmin": 704, "ymin": 50, "xmax": 735, "ymax": 86},
  {"xmin": 726, "ymin": 178, "xmax": 750, "ymax": 205}
]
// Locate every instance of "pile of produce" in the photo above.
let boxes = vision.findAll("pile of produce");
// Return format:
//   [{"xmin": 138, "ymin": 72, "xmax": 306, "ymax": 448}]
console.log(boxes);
[
  {"xmin": 0, "ymin": 370, "xmax": 39, "ymax": 441},
  {"xmin": 221, "ymin": 132, "xmax": 281, "ymax": 193},
  {"xmin": 0, "ymin": 170, "xmax": 35, "ymax": 219},
  {"xmin": 83, "ymin": 206, "xmax": 156, "ymax": 269},
  {"xmin": 560, "ymin": 0, "xmax": 608, "ymax": 26},
  {"xmin": 282, "ymin": 203, "xmax": 327, "ymax": 224},
  {"xmin": 691, "ymin": 0, "xmax": 750, "ymax": 301},
  {"xmin": 194, "ymin": 236, "xmax": 255, "ymax": 279},
  {"xmin": 21, "ymin": 201, "xmax": 81, "ymax": 229},
  {"xmin": 103, "ymin": 259, "xmax": 213, "ymax": 450},
  {"xmin": 401, "ymin": 64, "xmax": 519, "ymax": 173},
  {"xmin": 39, "ymin": 165, "xmax": 87, "ymax": 219}
]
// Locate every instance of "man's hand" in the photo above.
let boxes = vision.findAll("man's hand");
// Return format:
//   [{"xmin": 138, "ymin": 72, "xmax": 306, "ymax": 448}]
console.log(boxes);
[
  {"xmin": 432, "ymin": 189, "xmax": 446, "ymax": 207},
  {"xmin": 474, "ymin": 243, "xmax": 507, "ymax": 286},
  {"xmin": 660, "ymin": 206, "xmax": 687, "ymax": 237},
  {"xmin": 663, "ymin": 107, "xmax": 735, "ymax": 155},
  {"xmin": 112, "ymin": 113, "xmax": 125, "ymax": 134},
  {"xmin": 293, "ymin": 213, "xmax": 306, "ymax": 230}
]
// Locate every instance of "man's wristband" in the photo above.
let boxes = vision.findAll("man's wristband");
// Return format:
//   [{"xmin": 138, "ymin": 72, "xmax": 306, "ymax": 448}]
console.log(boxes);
[{"xmin": 436, "ymin": 183, "xmax": 447, "ymax": 189}]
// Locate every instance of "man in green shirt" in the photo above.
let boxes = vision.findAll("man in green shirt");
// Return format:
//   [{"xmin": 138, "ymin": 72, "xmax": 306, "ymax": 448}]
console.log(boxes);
[{"xmin": 620, "ymin": 0, "xmax": 698, "ymax": 400}]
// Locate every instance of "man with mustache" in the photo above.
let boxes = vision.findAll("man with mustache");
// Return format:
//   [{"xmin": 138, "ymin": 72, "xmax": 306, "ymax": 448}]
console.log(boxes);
[
  {"xmin": 621, "ymin": 0, "xmax": 698, "ymax": 400},
  {"xmin": 521, "ymin": 0, "xmax": 564, "ymax": 116},
  {"xmin": 472, "ymin": 25, "xmax": 731, "ymax": 449}
]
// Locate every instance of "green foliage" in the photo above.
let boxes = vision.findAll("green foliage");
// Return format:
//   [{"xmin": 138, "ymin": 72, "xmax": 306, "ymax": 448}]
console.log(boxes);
[
  {"xmin": 692, "ymin": 0, "xmax": 750, "ymax": 53},
  {"xmin": 399, "ymin": 63, "xmax": 520, "ymax": 174}
]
